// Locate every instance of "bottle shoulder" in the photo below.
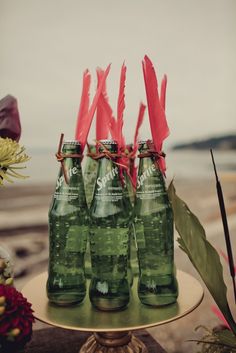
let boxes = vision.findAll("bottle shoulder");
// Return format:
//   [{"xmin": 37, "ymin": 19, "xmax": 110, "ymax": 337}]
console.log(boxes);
[
  {"xmin": 89, "ymin": 205, "xmax": 130, "ymax": 225},
  {"xmin": 133, "ymin": 201, "xmax": 173, "ymax": 218}
]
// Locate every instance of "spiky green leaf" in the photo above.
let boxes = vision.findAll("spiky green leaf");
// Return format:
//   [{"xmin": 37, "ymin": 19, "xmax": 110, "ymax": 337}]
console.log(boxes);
[{"xmin": 168, "ymin": 181, "xmax": 236, "ymax": 335}]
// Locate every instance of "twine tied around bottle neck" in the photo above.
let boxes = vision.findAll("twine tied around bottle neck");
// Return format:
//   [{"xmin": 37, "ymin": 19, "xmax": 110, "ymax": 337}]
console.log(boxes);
[
  {"xmin": 138, "ymin": 140, "xmax": 166, "ymax": 173},
  {"xmin": 120, "ymin": 149, "xmax": 136, "ymax": 179},
  {"xmin": 56, "ymin": 133, "xmax": 83, "ymax": 185},
  {"xmin": 87, "ymin": 141, "xmax": 136, "ymax": 189},
  {"xmin": 87, "ymin": 141, "xmax": 122, "ymax": 161},
  {"xmin": 123, "ymin": 150, "xmax": 136, "ymax": 161}
]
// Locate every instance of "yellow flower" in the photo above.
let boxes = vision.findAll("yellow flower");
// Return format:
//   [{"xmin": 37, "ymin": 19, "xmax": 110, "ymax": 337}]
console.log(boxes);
[{"xmin": 0, "ymin": 137, "xmax": 30, "ymax": 186}]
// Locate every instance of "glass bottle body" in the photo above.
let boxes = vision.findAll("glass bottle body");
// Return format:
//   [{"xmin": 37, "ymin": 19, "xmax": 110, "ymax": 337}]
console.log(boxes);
[
  {"xmin": 47, "ymin": 141, "xmax": 88, "ymax": 305},
  {"xmin": 89, "ymin": 141, "xmax": 130, "ymax": 311},
  {"xmin": 133, "ymin": 143, "xmax": 178, "ymax": 306}
]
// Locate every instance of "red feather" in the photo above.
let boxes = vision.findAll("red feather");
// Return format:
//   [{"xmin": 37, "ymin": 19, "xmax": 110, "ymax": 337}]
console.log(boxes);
[
  {"xmin": 75, "ymin": 69, "xmax": 91, "ymax": 141},
  {"xmin": 109, "ymin": 116, "xmax": 118, "ymax": 141},
  {"xmin": 130, "ymin": 103, "xmax": 146, "ymax": 186},
  {"xmin": 142, "ymin": 55, "xmax": 169, "ymax": 152},
  {"xmin": 96, "ymin": 68, "xmax": 109, "ymax": 140},
  {"xmin": 99, "ymin": 92, "xmax": 116, "ymax": 141},
  {"xmin": 95, "ymin": 63, "xmax": 127, "ymax": 150},
  {"xmin": 75, "ymin": 64, "xmax": 111, "ymax": 152},
  {"xmin": 116, "ymin": 63, "xmax": 126, "ymax": 149}
]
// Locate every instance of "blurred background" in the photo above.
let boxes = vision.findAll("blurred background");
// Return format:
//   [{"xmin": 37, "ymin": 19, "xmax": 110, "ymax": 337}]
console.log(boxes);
[{"xmin": 0, "ymin": 0, "xmax": 235, "ymax": 352}]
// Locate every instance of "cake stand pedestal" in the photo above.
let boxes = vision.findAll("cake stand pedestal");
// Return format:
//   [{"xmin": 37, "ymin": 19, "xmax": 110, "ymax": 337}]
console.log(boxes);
[{"xmin": 22, "ymin": 270, "xmax": 203, "ymax": 353}]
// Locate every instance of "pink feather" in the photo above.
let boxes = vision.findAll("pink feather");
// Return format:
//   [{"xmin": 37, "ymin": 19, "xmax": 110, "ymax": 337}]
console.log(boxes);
[
  {"xmin": 95, "ymin": 63, "xmax": 127, "ymax": 150},
  {"xmin": 211, "ymin": 305, "xmax": 231, "ymax": 329},
  {"xmin": 75, "ymin": 64, "xmax": 111, "ymax": 152},
  {"xmin": 75, "ymin": 69, "xmax": 91, "ymax": 141},
  {"xmin": 109, "ymin": 116, "xmax": 118, "ymax": 141},
  {"xmin": 96, "ymin": 68, "xmax": 109, "ymax": 140},
  {"xmin": 116, "ymin": 63, "xmax": 126, "ymax": 149},
  {"xmin": 142, "ymin": 55, "xmax": 169, "ymax": 153}
]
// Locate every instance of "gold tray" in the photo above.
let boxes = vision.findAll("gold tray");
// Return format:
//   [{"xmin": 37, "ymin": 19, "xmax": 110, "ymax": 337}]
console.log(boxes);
[{"xmin": 22, "ymin": 270, "xmax": 203, "ymax": 332}]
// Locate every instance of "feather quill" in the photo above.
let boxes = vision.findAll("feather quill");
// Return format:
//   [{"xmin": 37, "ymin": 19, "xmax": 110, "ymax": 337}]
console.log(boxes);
[
  {"xmin": 142, "ymin": 55, "xmax": 169, "ymax": 154},
  {"xmin": 96, "ymin": 68, "xmax": 109, "ymax": 141},
  {"xmin": 160, "ymin": 74, "xmax": 167, "ymax": 111},
  {"xmin": 75, "ymin": 64, "xmax": 111, "ymax": 152},
  {"xmin": 116, "ymin": 63, "xmax": 126, "ymax": 149}
]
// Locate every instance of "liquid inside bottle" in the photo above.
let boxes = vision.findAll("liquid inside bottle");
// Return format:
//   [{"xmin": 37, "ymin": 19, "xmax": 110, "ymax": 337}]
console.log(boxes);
[
  {"xmin": 89, "ymin": 140, "xmax": 130, "ymax": 311},
  {"xmin": 47, "ymin": 141, "xmax": 88, "ymax": 305},
  {"xmin": 134, "ymin": 141, "xmax": 178, "ymax": 306}
]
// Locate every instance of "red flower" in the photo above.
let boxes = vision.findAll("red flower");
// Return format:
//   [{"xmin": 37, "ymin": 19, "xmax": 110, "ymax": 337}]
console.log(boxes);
[{"xmin": 0, "ymin": 284, "xmax": 34, "ymax": 351}]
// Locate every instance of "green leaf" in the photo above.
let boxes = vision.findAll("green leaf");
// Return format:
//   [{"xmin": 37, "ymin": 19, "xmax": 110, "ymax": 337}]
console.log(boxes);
[
  {"xmin": 216, "ymin": 330, "xmax": 236, "ymax": 348},
  {"xmin": 189, "ymin": 328, "xmax": 236, "ymax": 352},
  {"xmin": 167, "ymin": 181, "xmax": 236, "ymax": 335}
]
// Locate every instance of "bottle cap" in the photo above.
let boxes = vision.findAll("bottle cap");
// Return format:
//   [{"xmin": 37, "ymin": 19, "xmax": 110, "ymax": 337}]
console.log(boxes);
[
  {"xmin": 99, "ymin": 139, "xmax": 117, "ymax": 145},
  {"xmin": 138, "ymin": 139, "xmax": 153, "ymax": 145},
  {"xmin": 63, "ymin": 140, "xmax": 81, "ymax": 145},
  {"xmin": 98, "ymin": 140, "xmax": 118, "ymax": 153}
]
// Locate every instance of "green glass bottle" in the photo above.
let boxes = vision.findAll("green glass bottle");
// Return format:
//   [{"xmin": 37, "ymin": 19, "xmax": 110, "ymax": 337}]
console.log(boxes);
[
  {"xmin": 133, "ymin": 141, "xmax": 178, "ymax": 306},
  {"xmin": 47, "ymin": 141, "xmax": 88, "ymax": 305},
  {"xmin": 83, "ymin": 144, "xmax": 98, "ymax": 279},
  {"xmin": 89, "ymin": 140, "xmax": 130, "ymax": 311},
  {"xmin": 83, "ymin": 144, "xmax": 97, "ymax": 208},
  {"xmin": 123, "ymin": 145, "xmax": 139, "ymax": 282}
]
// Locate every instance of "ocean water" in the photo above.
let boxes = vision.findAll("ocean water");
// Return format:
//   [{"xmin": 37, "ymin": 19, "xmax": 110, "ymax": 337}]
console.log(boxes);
[{"xmin": 20, "ymin": 148, "xmax": 236, "ymax": 185}]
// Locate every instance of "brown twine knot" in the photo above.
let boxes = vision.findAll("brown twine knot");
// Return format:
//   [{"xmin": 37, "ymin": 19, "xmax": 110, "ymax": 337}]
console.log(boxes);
[
  {"xmin": 87, "ymin": 141, "xmax": 122, "ymax": 161},
  {"xmin": 87, "ymin": 141, "xmax": 136, "ymax": 189},
  {"xmin": 56, "ymin": 133, "xmax": 83, "ymax": 185},
  {"xmin": 138, "ymin": 140, "xmax": 166, "ymax": 170}
]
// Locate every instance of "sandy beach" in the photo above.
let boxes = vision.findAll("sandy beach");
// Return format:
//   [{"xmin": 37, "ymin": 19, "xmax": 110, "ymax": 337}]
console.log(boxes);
[{"xmin": 0, "ymin": 176, "xmax": 235, "ymax": 353}]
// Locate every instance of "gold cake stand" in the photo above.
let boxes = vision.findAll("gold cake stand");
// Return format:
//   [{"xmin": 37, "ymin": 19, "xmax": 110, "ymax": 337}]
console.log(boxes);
[{"xmin": 22, "ymin": 270, "xmax": 203, "ymax": 353}]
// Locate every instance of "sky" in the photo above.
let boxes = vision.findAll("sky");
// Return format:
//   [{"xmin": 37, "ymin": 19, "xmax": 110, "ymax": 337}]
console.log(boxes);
[{"xmin": 0, "ymin": 0, "xmax": 236, "ymax": 151}]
